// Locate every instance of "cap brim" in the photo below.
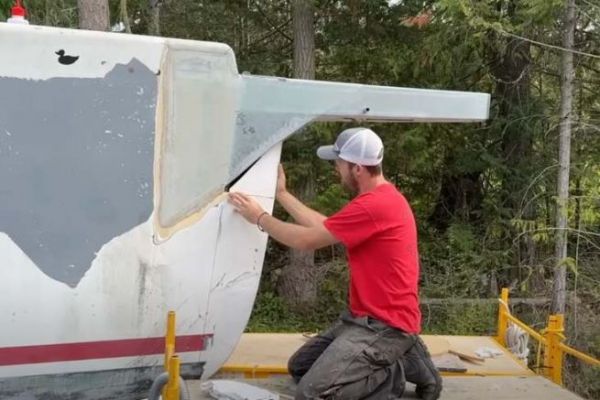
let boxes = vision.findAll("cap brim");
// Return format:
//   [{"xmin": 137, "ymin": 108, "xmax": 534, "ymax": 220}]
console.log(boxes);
[{"xmin": 316, "ymin": 145, "xmax": 338, "ymax": 160}]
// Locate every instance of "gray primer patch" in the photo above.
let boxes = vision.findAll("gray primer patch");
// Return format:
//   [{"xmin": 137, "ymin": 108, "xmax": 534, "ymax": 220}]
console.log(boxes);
[{"xmin": 0, "ymin": 59, "xmax": 156, "ymax": 286}]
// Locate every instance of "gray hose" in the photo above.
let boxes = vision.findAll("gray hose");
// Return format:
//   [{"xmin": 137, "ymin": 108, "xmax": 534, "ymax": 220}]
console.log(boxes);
[{"xmin": 147, "ymin": 372, "xmax": 190, "ymax": 400}]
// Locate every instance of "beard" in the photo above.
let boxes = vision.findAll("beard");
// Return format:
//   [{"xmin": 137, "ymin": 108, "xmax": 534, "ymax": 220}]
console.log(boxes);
[{"xmin": 341, "ymin": 174, "xmax": 359, "ymax": 196}]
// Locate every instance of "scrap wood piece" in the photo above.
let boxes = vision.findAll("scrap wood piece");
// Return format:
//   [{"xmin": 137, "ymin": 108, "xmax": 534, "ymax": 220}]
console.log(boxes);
[
  {"xmin": 448, "ymin": 349, "xmax": 485, "ymax": 364},
  {"xmin": 432, "ymin": 353, "xmax": 467, "ymax": 373}
]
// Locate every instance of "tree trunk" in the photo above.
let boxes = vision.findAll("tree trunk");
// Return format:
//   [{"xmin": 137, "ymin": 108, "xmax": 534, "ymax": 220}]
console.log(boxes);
[
  {"xmin": 278, "ymin": 249, "xmax": 317, "ymax": 311},
  {"xmin": 428, "ymin": 168, "xmax": 483, "ymax": 231},
  {"xmin": 496, "ymin": 37, "xmax": 532, "ymax": 203},
  {"xmin": 77, "ymin": 0, "xmax": 109, "ymax": 31},
  {"xmin": 292, "ymin": 0, "xmax": 315, "ymax": 79},
  {"xmin": 45, "ymin": 0, "xmax": 51, "ymax": 25},
  {"xmin": 486, "ymin": 19, "xmax": 534, "ymax": 289},
  {"xmin": 278, "ymin": 0, "xmax": 317, "ymax": 310},
  {"xmin": 149, "ymin": 2, "xmax": 160, "ymax": 36},
  {"xmin": 552, "ymin": 0, "xmax": 576, "ymax": 315},
  {"xmin": 429, "ymin": 8, "xmax": 534, "ymax": 234},
  {"xmin": 497, "ymin": 38, "xmax": 535, "ymax": 290},
  {"xmin": 120, "ymin": 0, "xmax": 131, "ymax": 33},
  {"xmin": 278, "ymin": 175, "xmax": 318, "ymax": 310}
]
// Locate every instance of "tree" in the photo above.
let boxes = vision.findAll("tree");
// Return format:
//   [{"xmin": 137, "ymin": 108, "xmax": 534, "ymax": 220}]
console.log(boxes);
[
  {"xmin": 149, "ymin": 0, "xmax": 160, "ymax": 36},
  {"xmin": 77, "ymin": 0, "xmax": 109, "ymax": 31},
  {"xmin": 551, "ymin": 0, "xmax": 576, "ymax": 315},
  {"xmin": 120, "ymin": 0, "xmax": 131, "ymax": 33},
  {"xmin": 292, "ymin": 0, "xmax": 314, "ymax": 79},
  {"xmin": 277, "ymin": 0, "xmax": 318, "ymax": 310}
]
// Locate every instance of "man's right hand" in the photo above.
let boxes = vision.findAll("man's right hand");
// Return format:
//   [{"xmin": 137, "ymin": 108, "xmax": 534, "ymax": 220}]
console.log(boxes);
[
  {"xmin": 274, "ymin": 163, "xmax": 327, "ymax": 227},
  {"xmin": 276, "ymin": 164, "xmax": 287, "ymax": 198}
]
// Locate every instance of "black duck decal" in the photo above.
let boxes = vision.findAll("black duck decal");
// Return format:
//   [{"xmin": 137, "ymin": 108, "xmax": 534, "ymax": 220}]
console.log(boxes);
[{"xmin": 56, "ymin": 50, "xmax": 79, "ymax": 65}]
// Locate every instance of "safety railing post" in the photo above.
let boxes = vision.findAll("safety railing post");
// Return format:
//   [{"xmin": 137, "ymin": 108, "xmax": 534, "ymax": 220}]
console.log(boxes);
[
  {"xmin": 166, "ymin": 355, "xmax": 181, "ymax": 400},
  {"xmin": 544, "ymin": 314, "xmax": 565, "ymax": 385},
  {"xmin": 165, "ymin": 311, "xmax": 176, "ymax": 369},
  {"xmin": 496, "ymin": 288, "xmax": 509, "ymax": 346},
  {"xmin": 163, "ymin": 311, "xmax": 176, "ymax": 399}
]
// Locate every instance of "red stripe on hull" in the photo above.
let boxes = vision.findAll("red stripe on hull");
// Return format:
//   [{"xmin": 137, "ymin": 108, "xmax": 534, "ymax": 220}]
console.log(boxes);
[{"xmin": 0, "ymin": 334, "xmax": 212, "ymax": 366}]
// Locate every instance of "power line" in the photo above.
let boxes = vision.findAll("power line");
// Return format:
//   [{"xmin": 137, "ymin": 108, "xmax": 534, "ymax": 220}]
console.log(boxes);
[{"xmin": 497, "ymin": 28, "xmax": 600, "ymax": 60}]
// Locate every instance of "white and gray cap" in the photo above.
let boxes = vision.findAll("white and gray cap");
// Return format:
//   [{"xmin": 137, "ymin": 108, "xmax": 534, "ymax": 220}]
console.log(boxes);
[{"xmin": 316, "ymin": 127, "xmax": 384, "ymax": 166}]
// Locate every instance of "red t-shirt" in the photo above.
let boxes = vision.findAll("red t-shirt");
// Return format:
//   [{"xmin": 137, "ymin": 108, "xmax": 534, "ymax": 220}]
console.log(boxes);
[{"xmin": 324, "ymin": 183, "xmax": 421, "ymax": 333}]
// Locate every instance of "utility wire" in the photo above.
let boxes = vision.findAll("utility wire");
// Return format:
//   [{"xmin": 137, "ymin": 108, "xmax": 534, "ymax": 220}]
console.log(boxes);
[{"xmin": 495, "ymin": 29, "xmax": 600, "ymax": 60}]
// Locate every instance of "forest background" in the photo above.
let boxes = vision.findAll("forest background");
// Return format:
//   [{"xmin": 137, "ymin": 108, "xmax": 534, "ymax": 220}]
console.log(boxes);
[{"xmin": 1, "ymin": 0, "xmax": 598, "ymax": 398}]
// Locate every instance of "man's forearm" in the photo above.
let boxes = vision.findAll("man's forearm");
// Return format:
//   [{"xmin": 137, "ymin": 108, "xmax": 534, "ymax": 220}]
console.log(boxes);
[
  {"xmin": 276, "ymin": 190, "xmax": 327, "ymax": 227},
  {"xmin": 258, "ymin": 213, "xmax": 337, "ymax": 251}
]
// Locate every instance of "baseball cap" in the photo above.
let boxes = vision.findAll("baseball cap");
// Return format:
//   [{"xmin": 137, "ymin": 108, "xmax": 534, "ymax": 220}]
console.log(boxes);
[{"xmin": 316, "ymin": 127, "xmax": 384, "ymax": 166}]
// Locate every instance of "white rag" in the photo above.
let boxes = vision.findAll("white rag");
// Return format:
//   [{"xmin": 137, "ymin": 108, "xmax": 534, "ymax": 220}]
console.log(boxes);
[{"xmin": 475, "ymin": 346, "xmax": 504, "ymax": 359}]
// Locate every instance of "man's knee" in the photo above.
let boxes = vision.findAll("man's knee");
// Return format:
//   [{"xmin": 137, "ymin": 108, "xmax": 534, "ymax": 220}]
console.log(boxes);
[
  {"xmin": 288, "ymin": 335, "xmax": 334, "ymax": 383},
  {"xmin": 287, "ymin": 342, "xmax": 320, "ymax": 383},
  {"xmin": 288, "ymin": 352, "xmax": 305, "ymax": 383}
]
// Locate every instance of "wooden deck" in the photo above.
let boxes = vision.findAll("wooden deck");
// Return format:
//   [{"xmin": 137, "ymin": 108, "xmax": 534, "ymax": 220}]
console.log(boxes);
[
  {"xmin": 191, "ymin": 333, "xmax": 586, "ymax": 400},
  {"xmin": 221, "ymin": 333, "xmax": 533, "ymax": 377}
]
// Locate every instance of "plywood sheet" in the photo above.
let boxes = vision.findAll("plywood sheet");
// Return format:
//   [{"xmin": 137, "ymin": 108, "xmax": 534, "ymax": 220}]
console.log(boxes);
[
  {"xmin": 424, "ymin": 335, "xmax": 450, "ymax": 356},
  {"xmin": 225, "ymin": 333, "xmax": 307, "ymax": 366},
  {"xmin": 223, "ymin": 334, "xmax": 531, "ymax": 376}
]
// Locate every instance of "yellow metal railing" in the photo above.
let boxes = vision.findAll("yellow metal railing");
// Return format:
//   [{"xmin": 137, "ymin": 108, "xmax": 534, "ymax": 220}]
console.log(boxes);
[
  {"xmin": 496, "ymin": 288, "xmax": 600, "ymax": 385},
  {"xmin": 163, "ymin": 311, "xmax": 181, "ymax": 400}
]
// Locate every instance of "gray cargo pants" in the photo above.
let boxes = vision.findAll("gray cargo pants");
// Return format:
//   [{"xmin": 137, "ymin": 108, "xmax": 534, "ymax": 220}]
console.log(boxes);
[{"xmin": 288, "ymin": 311, "xmax": 415, "ymax": 399}]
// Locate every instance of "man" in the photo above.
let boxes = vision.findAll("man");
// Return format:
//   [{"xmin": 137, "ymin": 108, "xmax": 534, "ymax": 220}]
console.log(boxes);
[{"xmin": 228, "ymin": 127, "xmax": 442, "ymax": 400}]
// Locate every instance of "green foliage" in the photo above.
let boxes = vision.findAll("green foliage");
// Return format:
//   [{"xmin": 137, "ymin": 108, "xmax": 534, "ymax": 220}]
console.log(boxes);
[
  {"xmin": 247, "ymin": 259, "xmax": 348, "ymax": 332},
  {"xmin": 421, "ymin": 303, "xmax": 497, "ymax": 335},
  {"xmin": 19, "ymin": 0, "xmax": 78, "ymax": 27},
  {"xmin": 246, "ymin": 291, "xmax": 311, "ymax": 332},
  {"xmin": 312, "ymin": 183, "xmax": 348, "ymax": 216},
  {"xmin": 447, "ymin": 222, "xmax": 477, "ymax": 253},
  {"xmin": 0, "ymin": 0, "xmax": 10, "ymax": 20}
]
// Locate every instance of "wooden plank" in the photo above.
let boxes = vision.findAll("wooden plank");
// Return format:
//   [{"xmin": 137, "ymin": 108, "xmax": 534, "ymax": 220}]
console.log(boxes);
[{"xmin": 432, "ymin": 353, "xmax": 467, "ymax": 373}]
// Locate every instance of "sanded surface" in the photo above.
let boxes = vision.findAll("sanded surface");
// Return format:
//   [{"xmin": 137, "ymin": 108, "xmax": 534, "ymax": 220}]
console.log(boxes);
[
  {"xmin": 190, "ymin": 376, "xmax": 584, "ymax": 400},
  {"xmin": 424, "ymin": 335, "xmax": 451, "ymax": 356},
  {"xmin": 223, "ymin": 333, "xmax": 530, "ymax": 376}
]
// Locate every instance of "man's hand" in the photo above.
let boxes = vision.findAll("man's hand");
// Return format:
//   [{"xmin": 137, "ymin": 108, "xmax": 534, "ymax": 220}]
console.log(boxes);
[
  {"xmin": 228, "ymin": 192, "xmax": 265, "ymax": 224},
  {"xmin": 229, "ymin": 190, "xmax": 338, "ymax": 250},
  {"xmin": 276, "ymin": 164, "xmax": 287, "ymax": 198}
]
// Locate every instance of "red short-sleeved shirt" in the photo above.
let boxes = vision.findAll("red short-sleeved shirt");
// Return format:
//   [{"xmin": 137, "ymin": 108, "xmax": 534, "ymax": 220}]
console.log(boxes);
[{"xmin": 324, "ymin": 183, "xmax": 421, "ymax": 333}]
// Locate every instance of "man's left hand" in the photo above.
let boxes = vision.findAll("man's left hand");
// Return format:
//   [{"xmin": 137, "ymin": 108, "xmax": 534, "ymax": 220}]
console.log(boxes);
[{"xmin": 228, "ymin": 192, "xmax": 265, "ymax": 224}]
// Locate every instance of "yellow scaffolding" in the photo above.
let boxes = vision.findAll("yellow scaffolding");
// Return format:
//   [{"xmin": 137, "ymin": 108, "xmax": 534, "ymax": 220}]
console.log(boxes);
[
  {"xmin": 163, "ymin": 311, "xmax": 181, "ymax": 400},
  {"xmin": 495, "ymin": 288, "xmax": 600, "ymax": 385}
]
